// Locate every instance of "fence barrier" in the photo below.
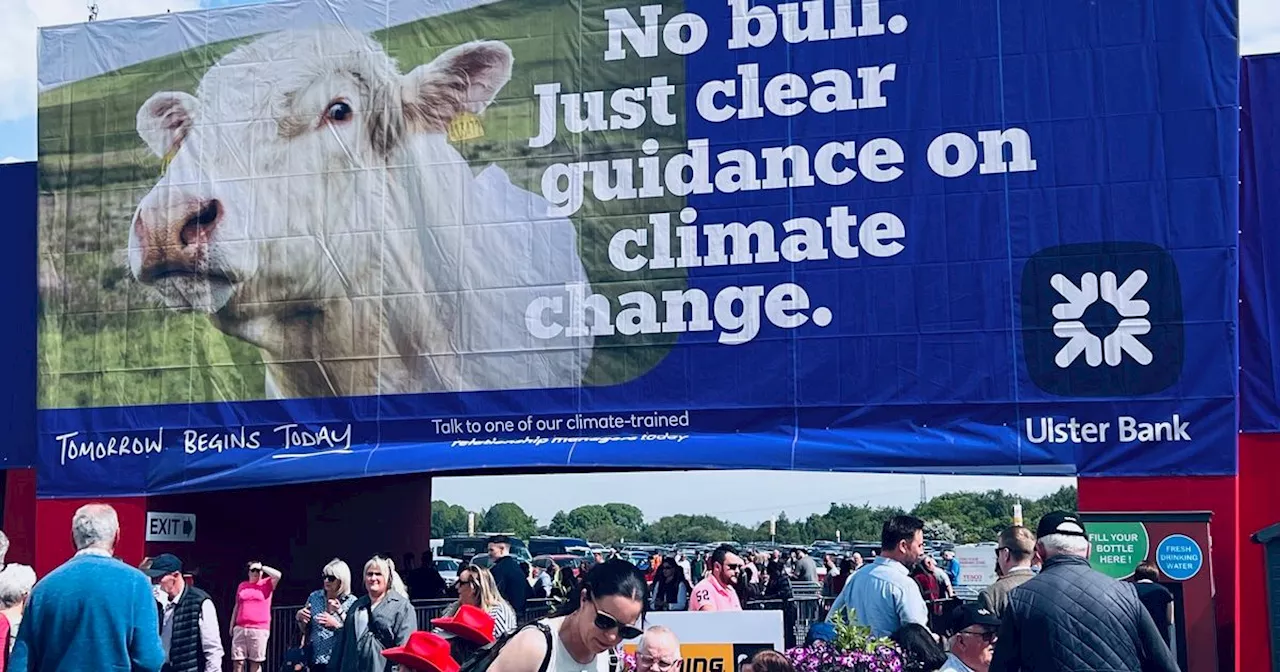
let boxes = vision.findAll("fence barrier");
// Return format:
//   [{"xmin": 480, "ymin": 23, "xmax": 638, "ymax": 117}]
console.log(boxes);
[
  {"xmin": 264, "ymin": 587, "xmax": 941, "ymax": 666},
  {"xmin": 265, "ymin": 597, "xmax": 554, "ymax": 666}
]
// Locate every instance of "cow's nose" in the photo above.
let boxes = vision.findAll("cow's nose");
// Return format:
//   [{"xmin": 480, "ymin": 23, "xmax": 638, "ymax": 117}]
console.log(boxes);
[
  {"xmin": 134, "ymin": 193, "xmax": 223, "ymax": 274},
  {"xmin": 179, "ymin": 199, "xmax": 222, "ymax": 247}
]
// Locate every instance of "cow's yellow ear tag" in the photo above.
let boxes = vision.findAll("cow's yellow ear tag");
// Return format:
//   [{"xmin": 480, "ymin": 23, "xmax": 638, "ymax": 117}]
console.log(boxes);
[
  {"xmin": 159, "ymin": 143, "xmax": 180, "ymax": 176},
  {"xmin": 447, "ymin": 112, "xmax": 484, "ymax": 143}
]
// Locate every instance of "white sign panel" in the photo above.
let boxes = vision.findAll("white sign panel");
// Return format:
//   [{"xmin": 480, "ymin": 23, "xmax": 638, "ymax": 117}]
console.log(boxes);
[
  {"xmin": 954, "ymin": 543, "xmax": 999, "ymax": 587},
  {"xmin": 638, "ymin": 611, "xmax": 784, "ymax": 650},
  {"xmin": 146, "ymin": 512, "xmax": 196, "ymax": 542}
]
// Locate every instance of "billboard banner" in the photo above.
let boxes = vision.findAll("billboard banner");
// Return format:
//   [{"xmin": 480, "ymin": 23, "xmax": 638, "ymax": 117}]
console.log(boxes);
[
  {"xmin": 1241, "ymin": 54, "xmax": 1280, "ymax": 432},
  {"xmin": 0, "ymin": 161, "xmax": 38, "ymax": 469},
  {"xmin": 36, "ymin": 0, "xmax": 1239, "ymax": 496}
]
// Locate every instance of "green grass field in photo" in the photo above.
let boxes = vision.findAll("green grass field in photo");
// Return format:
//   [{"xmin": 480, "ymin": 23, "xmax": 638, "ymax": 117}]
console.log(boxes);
[{"xmin": 37, "ymin": 0, "xmax": 688, "ymax": 409}]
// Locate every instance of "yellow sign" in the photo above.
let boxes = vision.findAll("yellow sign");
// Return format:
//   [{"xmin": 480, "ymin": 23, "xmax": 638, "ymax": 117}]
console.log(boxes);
[
  {"xmin": 447, "ymin": 112, "xmax": 485, "ymax": 143},
  {"xmin": 622, "ymin": 643, "xmax": 774, "ymax": 672}
]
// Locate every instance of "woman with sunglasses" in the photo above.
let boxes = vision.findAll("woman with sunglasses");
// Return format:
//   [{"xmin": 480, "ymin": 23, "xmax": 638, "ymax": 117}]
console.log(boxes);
[
  {"xmin": 435, "ymin": 565, "xmax": 516, "ymax": 640},
  {"xmin": 489, "ymin": 559, "xmax": 648, "ymax": 672},
  {"xmin": 649, "ymin": 558, "xmax": 690, "ymax": 612},
  {"xmin": 329, "ymin": 555, "xmax": 418, "ymax": 672},
  {"xmin": 231, "ymin": 560, "xmax": 283, "ymax": 672},
  {"xmin": 296, "ymin": 559, "xmax": 358, "ymax": 672}
]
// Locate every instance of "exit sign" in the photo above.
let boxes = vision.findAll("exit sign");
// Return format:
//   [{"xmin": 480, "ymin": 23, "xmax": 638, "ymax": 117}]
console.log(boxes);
[{"xmin": 146, "ymin": 512, "xmax": 196, "ymax": 542}]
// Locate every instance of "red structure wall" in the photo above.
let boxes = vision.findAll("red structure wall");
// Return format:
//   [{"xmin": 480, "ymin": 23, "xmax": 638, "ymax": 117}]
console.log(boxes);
[
  {"xmin": 1239, "ymin": 435, "xmax": 1280, "ymax": 672},
  {"xmin": 1077, "ymin": 475, "xmax": 1238, "ymax": 671},
  {"xmin": 144, "ymin": 472, "xmax": 435, "ymax": 607},
  {"xmin": 3, "ymin": 469, "xmax": 37, "ymax": 566},
  {"xmin": 28, "ymin": 494, "xmax": 149, "ymax": 576}
]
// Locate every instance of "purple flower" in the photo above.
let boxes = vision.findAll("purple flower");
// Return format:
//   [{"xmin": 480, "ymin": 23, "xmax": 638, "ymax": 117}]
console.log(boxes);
[{"xmin": 785, "ymin": 642, "xmax": 904, "ymax": 672}]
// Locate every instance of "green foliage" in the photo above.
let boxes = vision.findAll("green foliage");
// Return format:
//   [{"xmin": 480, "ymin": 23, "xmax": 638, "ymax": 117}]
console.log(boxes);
[
  {"xmin": 828, "ymin": 609, "xmax": 897, "ymax": 653},
  {"xmin": 482, "ymin": 502, "xmax": 538, "ymax": 539},
  {"xmin": 641, "ymin": 514, "xmax": 763, "ymax": 545},
  {"xmin": 433, "ymin": 486, "xmax": 1078, "ymax": 547},
  {"xmin": 431, "ymin": 500, "xmax": 470, "ymax": 537},
  {"xmin": 583, "ymin": 524, "xmax": 630, "ymax": 545},
  {"xmin": 37, "ymin": 0, "xmax": 688, "ymax": 408},
  {"xmin": 923, "ymin": 519, "xmax": 960, "ymax": 542},
  {"xmin": 604, "ymin": 503, "xmax": 646, "ymax": 532},
  {"xmin": 547, "ymin": 502, "xmax": 649, "ymax": 539},
  {"xmin": 912, "ymin": 487, "xmax": 1078, "ymax": 543}
]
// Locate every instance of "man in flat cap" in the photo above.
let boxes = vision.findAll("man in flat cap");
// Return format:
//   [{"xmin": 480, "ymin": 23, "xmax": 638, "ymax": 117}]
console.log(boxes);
[{"xmin": 987, "ymin": 512, "xmax": 1178, "ymax": 672}]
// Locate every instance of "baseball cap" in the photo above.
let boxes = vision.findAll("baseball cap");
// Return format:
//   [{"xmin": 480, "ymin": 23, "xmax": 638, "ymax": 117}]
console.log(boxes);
[
  {"xmin": 949, "ymin": 604, "xmax": 1001, "ymax": 635},
  {"xmin": 1036, "ymin": 511, "xmax": 1087, "ymax": 539},
  {"xmin": 143, "ymin": 553, "xmax": 183, "ymax": 577}
]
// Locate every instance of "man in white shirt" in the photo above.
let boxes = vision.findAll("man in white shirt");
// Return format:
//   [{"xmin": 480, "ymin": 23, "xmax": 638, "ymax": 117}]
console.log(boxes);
[
  {"xmin": 940, "ymin": 604, "xmax": 1000, "ymax": 672},
  {"xmin": 827, "ymin": 515, "xmax": 929, "ymax": 637},
  {"xmin": 144, "ymin": 553, "xmax": 223, "ymax": 672}
]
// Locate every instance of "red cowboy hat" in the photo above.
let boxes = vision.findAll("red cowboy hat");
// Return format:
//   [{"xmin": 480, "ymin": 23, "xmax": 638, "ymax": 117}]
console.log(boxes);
[
  {"xmin": 382, "ymin": 632, "xmax": 460, "ymax": 672},
  {"xmin": 431, "ymin": 604, "xmax": 496, "ymax": 645}
]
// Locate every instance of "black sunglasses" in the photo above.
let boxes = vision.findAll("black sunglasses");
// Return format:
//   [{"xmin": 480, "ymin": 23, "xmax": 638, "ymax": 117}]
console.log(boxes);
[
  {"xmin": 592, "ymin": 603, "xmax": 643, "ymax": 640},
  {"xmin": 961, "ymin": 629, "xmax": 998, "ymax": 643},
  {"xmin": 323, "ymin": 574, "xmax": 337, "ymax": 582}
]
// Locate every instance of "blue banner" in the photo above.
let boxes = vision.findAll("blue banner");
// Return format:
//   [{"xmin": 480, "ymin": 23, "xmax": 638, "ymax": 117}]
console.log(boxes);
[
  {"xmin": 1242, "ymin": 54, "xmax": 1280, "ymax": 431},
  {"xmin": 34, "ymin": 0, "xmax": 1239, "ymax": 496},
  {"xmin": 0, "ymin": 161, "xmax": 37, "ymax": 470}
]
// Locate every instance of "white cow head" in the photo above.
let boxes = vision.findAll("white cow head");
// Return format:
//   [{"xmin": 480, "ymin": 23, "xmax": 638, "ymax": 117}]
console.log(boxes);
[{"xmin": 128, "ymin": 28, "xmax": 513, "ymax": 313}]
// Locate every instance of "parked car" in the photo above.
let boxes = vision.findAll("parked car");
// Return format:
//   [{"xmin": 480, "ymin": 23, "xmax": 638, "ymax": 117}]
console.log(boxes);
[
  {"xmin": 435, "ymin": 556, "xmax": 461, "ymax": 587},
  {"xmin": 528, "ymin": 536, "xmax": 590, "ymax": 556},
  {"xmin": 532, "ymin": 554, "xmax": 584, "ymax": 577},
  {"xmin": 442, "ymin": 535, "xmax": 533, "ymax": 563}
]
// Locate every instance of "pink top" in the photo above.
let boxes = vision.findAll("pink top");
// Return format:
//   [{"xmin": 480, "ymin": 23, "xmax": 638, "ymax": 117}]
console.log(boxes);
[
  {"xmin": 234, "ymin": 577, "xmax": 275, "ymax": 629},
  {"xmin": 689, "ymin": 575, "xmax": 741, "ymax": 612}
]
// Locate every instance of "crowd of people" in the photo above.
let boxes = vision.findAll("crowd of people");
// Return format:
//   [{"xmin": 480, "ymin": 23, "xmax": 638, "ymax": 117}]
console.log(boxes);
[
  {"xmin": 0, "ymin": 503, "xmax": 689, "ymax": 672},
  {"xmin": 0, "ymin": 503, "xmax": 1188, "ymax": 672},
  {"xmin": 819, "ymin": 513, "xmax": 1181, "ymax": 672}
]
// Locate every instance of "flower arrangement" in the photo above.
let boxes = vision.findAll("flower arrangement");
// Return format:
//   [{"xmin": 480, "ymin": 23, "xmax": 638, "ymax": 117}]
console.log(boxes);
[{"xmin": 785, "ymin": 611, "xmax": 904, "ymax": 672}]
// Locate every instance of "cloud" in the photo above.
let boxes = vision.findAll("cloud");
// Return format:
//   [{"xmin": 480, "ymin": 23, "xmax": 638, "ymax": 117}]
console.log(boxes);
[
  {"xmin": 0, "ymin": 0, "xmax": 201, "ymax": 124},
  {"xmin": 1243, "ymin": 0, "xmax": 1280, "ymax": 56},
  {"xmin": 0, "ymin": 156, "xmax": 22, "ymax": 164}
]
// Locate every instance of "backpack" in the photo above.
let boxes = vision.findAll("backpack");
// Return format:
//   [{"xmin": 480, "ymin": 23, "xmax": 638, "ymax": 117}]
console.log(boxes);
[{"xmin": 458, "ymin": 622, "xmax": 554, "ymax": 672}]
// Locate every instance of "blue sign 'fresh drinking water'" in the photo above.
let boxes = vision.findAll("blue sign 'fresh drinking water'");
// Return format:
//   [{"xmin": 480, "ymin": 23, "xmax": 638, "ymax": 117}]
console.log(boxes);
[{"xmin": 1156, "ymin": 534, "xmax": 1204, "ymax": 581}]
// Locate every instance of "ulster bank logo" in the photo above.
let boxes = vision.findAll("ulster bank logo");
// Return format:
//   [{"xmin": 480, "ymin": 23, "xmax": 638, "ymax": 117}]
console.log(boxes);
[{"xmin": 1021, "ymin": 243, "xmax": 1183, "ymax": 396}]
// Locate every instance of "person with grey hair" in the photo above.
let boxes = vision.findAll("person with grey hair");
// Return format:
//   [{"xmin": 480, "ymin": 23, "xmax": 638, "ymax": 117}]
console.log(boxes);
[
  {"xmin": 0, "ymin": 563, "xmax": 36, "ymax": 665},
  {"xmin": 0, "ymin": 529, "xmax": 10, "ymax": 569},
  {"xmin": 988, "ymin": 512, "xmax": 1177, "ymax": 672},
  {"xmin": 9, "ymin": 503, "xmax": 165, "ymax": 672},
  {"xmin": 636, "ymin": 625, "xmax": 681, "ymax": 672}
]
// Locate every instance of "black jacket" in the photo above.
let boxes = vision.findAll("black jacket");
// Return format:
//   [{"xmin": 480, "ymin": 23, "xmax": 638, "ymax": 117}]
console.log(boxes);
[
  {"xmin": 989, "ymin": 554, "xmax": 1179, "ymax": 672},
  {"xmin": 490, "ymin": 556, "xmax": 528, "ymax": 615}
]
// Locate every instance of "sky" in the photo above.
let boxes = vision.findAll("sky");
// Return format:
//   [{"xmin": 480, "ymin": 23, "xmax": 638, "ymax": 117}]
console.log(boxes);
[
  {"xmin": 432, "ymin": 471, "xmax": 1076, "ymax": 527},
  {"xmin": 0, "ymin": 1, "xmax": 1273, "ymax": 521}
]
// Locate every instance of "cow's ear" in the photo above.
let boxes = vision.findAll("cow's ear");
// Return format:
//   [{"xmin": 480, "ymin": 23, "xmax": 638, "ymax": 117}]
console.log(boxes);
[
  {"xmin": 402, "ymin": 41, "xmax": 513, "ymax": 132},
  {"xmin": 137, "ymin": 91, "xmax": 198, "ymax": 158}
]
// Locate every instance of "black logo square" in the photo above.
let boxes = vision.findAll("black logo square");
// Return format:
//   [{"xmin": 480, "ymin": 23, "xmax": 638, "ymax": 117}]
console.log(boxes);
[{"xmin": 1020, "ymin": 242, "xmax": 1183, "ymax": 397}]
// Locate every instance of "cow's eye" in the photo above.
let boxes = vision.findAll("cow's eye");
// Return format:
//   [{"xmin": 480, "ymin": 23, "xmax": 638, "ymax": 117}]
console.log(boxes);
[{"xmin": 325, "ymin": 101, "xmax": 353, "ymax": 123}]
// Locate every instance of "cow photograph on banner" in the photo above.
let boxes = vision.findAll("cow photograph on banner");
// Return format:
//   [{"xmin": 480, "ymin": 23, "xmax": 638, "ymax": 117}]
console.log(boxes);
[{"xmin": 35, "ymin": 0, "xmax": 1240, "ymax": 496}]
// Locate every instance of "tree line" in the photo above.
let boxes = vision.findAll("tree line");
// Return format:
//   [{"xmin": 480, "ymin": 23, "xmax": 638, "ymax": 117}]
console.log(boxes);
[{"xmin": 431, "ymin": 486, "xmax": 1077, "ymax": 546}]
